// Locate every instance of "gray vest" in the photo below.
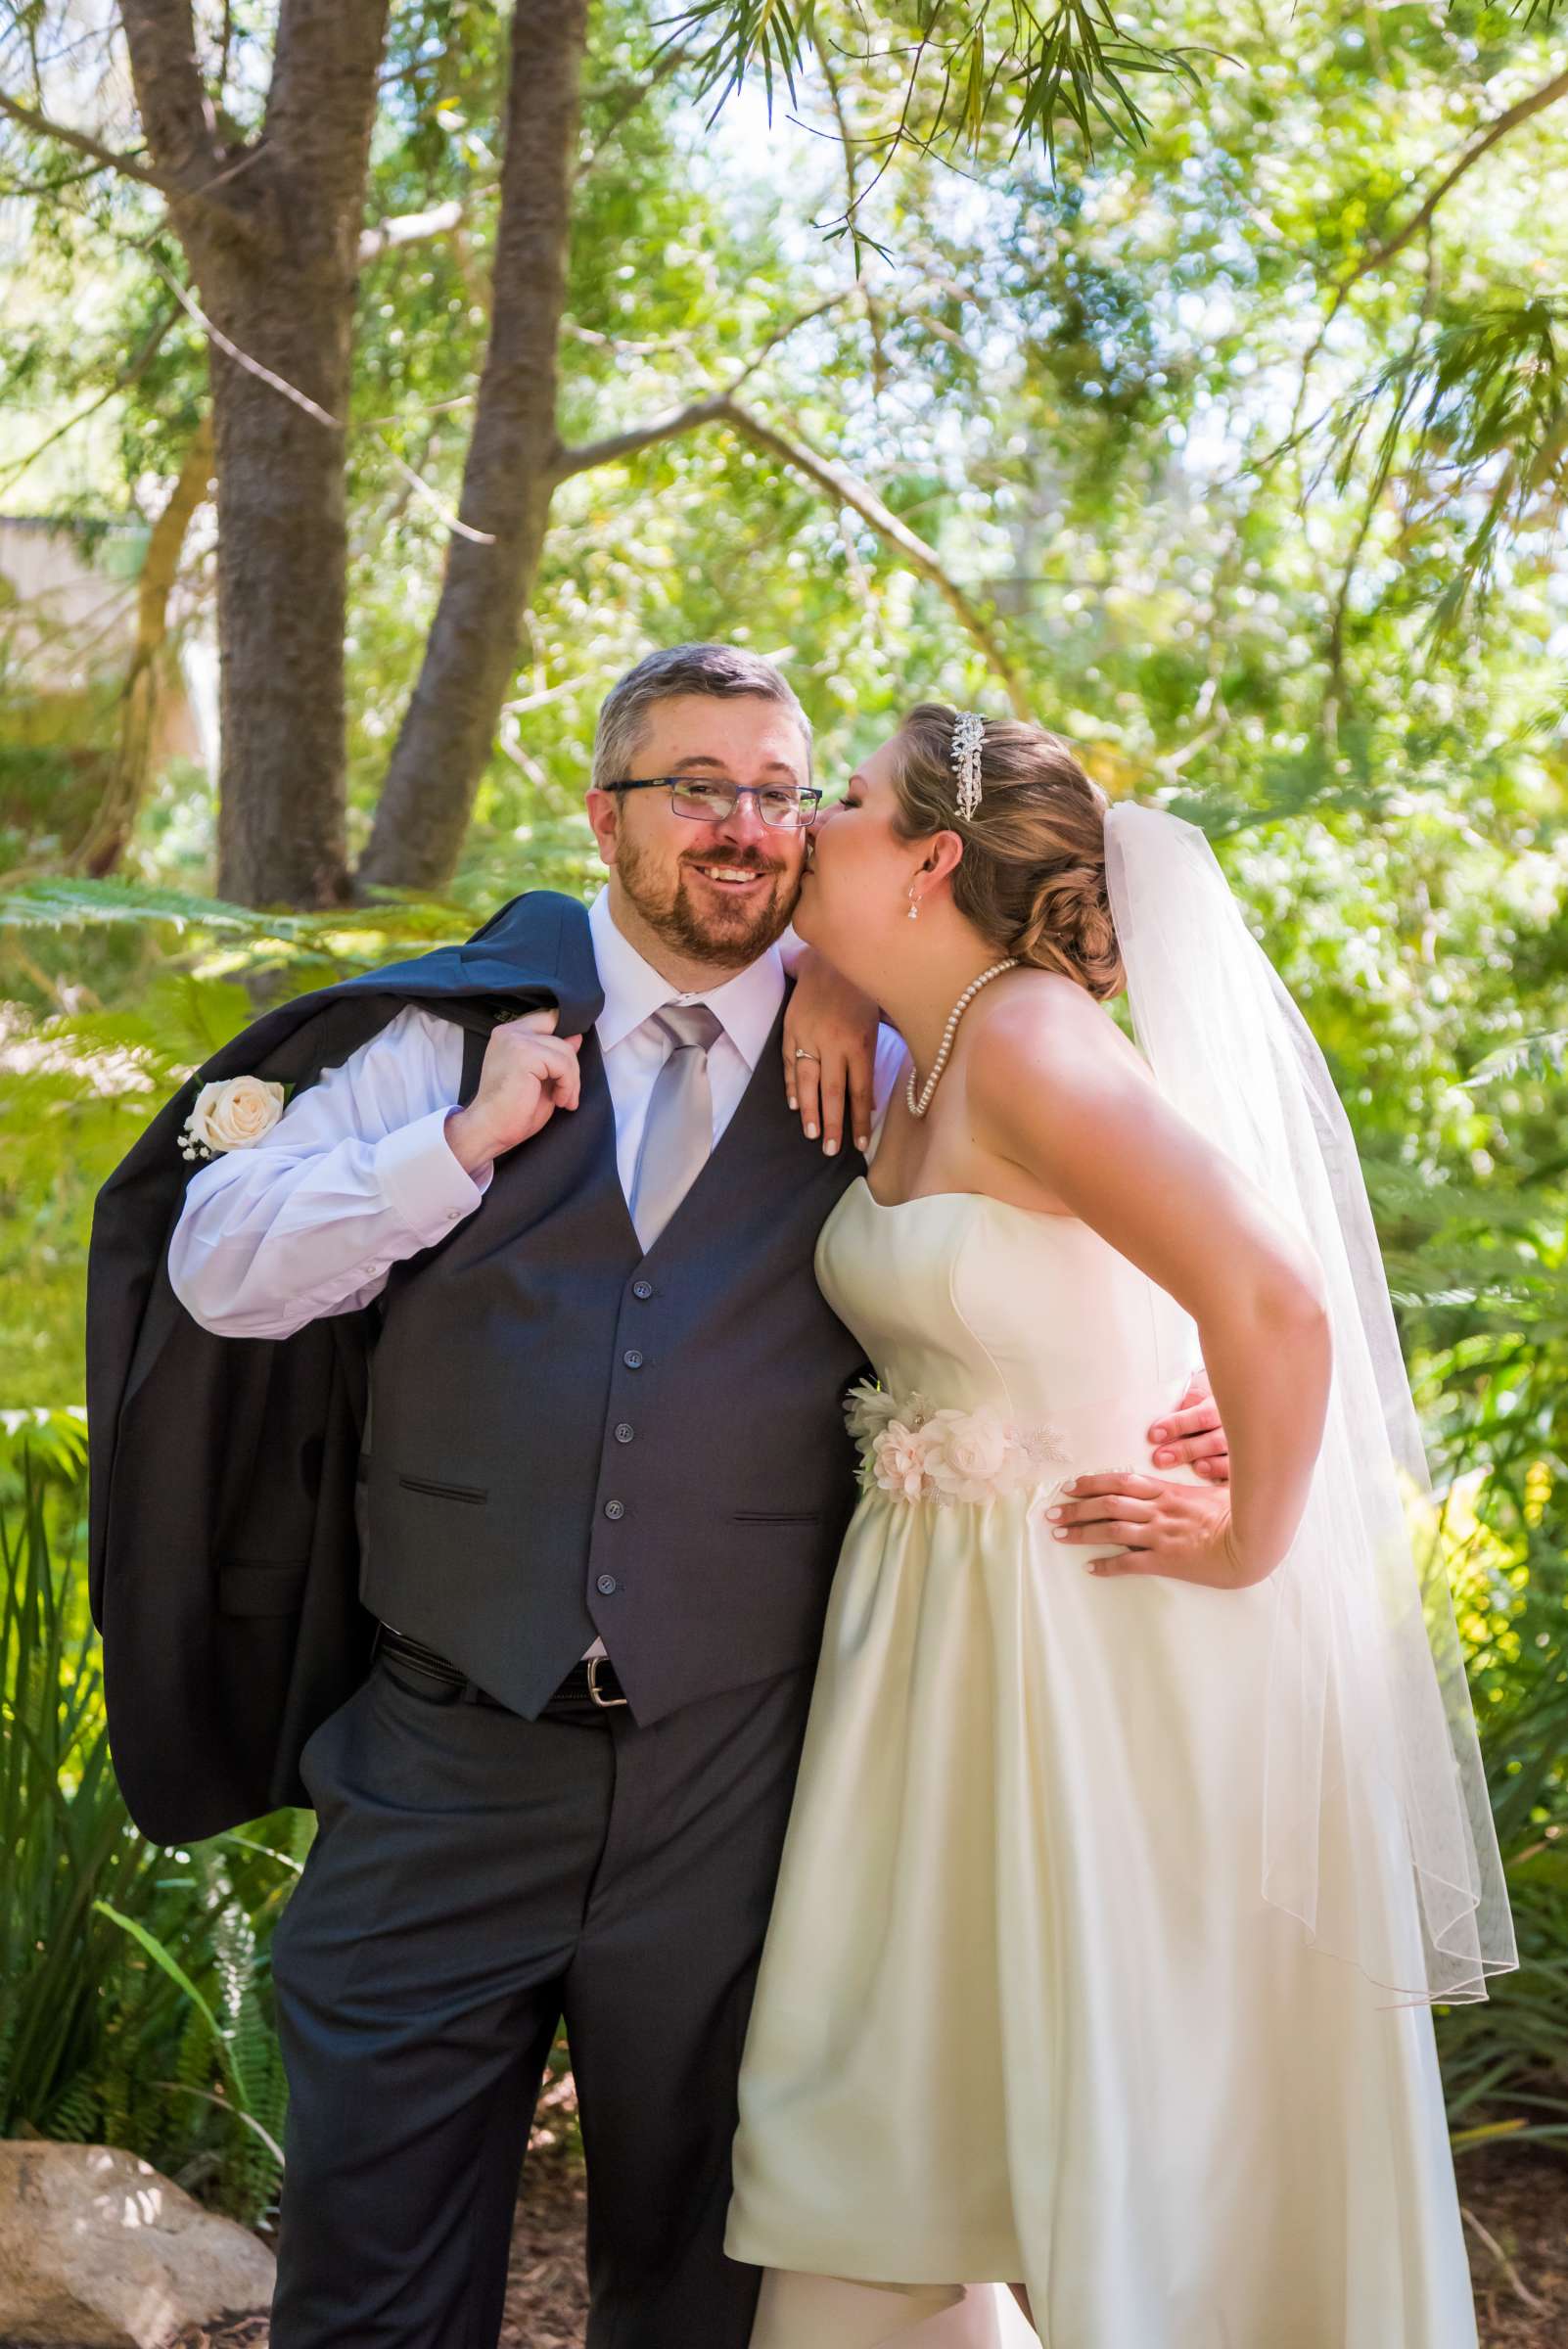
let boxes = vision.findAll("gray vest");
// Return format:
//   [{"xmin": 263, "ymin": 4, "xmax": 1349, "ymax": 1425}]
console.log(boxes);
[{"xmin": 361, "ymin": 995, "xmax": 869, "ymax": 1721}]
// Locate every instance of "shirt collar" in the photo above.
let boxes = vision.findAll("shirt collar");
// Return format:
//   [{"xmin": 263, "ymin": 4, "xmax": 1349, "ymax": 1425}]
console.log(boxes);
[{"xmin": 588, "ymin": 885, "xmax": 785, "ymax": 1071}]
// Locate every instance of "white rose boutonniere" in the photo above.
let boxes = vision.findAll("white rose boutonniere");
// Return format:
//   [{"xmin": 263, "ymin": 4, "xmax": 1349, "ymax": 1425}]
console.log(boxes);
[{"xmin": 179, "ymin": 1075, "xmax": 289, "ymax": 1163}]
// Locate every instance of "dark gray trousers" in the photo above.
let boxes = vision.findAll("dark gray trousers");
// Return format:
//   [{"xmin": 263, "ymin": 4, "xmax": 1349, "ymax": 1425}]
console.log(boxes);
[{"xmin": 268, "ymin": 1651, "xmax": 812, "ymax": 2349}]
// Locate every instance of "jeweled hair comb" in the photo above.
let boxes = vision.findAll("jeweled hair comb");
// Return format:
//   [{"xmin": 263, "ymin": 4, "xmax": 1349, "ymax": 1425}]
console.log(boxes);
[{"xmin": 950, "ymin": 710, "xmax": 987, "ymax": 821}]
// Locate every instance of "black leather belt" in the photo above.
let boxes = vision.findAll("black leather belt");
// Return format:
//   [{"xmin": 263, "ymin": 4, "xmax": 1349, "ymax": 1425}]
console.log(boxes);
[{"xmin": 374, "ymin": 1624, "xmax": 628, "ymax": 1715}]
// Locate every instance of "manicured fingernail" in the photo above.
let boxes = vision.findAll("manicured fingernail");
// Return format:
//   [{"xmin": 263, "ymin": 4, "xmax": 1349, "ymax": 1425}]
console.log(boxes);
[
  {"xmin": 824, "ymin": 1137, "xmax": 838, "ymax": 1155},
  {"xmin": 805, "ymin": 1123, "xmax": 818, "ymax": 1138},
  {"xmin": 788, "ymin": 1096, "xmax": 797, "ymax": 1110},
  {"xmin": 1155, "ymin": 1448, "xmax": 1174, "ymax": 1464},
  {"xmin": 856, "ymin": 1135, "xmax": 869, "ymax": 1151},
  {"xmin": 1084, "ymin": 1561, "xmax": 1102, "ymax": 1574},
  {"xmin": 1064, "ymin": 1478, "xmax": 1080, "ymax": 1493},
  {"xmin": 1047, "ymin": 1507, "xmax": 1063, "ymax": 1520},
  {"xmin": 1151, "ymin": 1425, "xmax": 1168, "ymax": 1441},
  {"xmin": 1052, "ymin": 1529, "xmax": 1067, "ymax": 1540}
]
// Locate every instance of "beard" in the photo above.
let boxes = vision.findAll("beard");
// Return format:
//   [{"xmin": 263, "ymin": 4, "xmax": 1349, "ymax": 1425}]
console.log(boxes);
[{"xmin": 616, "ymin": 832, "xmax": 799, "ymax": 967}]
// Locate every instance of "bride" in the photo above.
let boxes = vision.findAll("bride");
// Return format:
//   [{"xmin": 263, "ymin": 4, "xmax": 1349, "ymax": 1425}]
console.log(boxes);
[{"xmin": 724, "ymin": 707, "xmax": 1515, "ymax": 2347}]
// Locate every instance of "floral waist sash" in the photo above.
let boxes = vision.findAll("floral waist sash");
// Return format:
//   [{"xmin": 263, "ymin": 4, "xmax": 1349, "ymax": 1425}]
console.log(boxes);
[{"xmin": 845, "ymin": 1379, "xmax": 1074, "ymax": 1508}]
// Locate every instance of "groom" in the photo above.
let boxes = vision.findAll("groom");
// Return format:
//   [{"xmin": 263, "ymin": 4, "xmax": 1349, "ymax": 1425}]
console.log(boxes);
[{"xmin": 94, "ymin": 642, "xmax": 1226, "ymax": 2349}]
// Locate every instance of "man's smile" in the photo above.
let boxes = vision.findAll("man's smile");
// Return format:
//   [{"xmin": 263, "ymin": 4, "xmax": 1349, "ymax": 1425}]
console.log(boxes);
[{"xmin": 685, "ymin": 861, "xmax": 776, "ymax": 893}]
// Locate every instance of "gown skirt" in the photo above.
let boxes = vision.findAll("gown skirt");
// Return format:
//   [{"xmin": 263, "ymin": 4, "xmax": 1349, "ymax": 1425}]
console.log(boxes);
[{"xmin": 723, "ymin": 1178, "xmax": 1477, "ymax": 2349}]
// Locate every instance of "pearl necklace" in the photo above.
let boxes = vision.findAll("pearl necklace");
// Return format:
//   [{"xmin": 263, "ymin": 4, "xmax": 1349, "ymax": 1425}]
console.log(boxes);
[{"xmin": 905, "ymin": 958, "xmax": 1020, "ymax": 1119}]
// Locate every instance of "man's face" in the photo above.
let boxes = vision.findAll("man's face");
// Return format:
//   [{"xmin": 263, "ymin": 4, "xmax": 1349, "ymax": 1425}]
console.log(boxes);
[{"xmin": 585, "ymin": 693, "xmax": 811, "ymax": 971}]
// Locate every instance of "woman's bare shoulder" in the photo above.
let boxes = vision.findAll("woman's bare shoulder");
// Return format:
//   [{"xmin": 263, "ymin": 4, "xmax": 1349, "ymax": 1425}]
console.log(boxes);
[{"xmin": 966, "ymin": 968, "xmax": 1144, "ymax": 1088}]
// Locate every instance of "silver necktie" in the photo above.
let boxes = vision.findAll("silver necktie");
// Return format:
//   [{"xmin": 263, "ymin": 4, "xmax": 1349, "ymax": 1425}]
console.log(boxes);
[{"xmin": 629, "ymin": 1003, "xmax": 723, "ymax": 1250}]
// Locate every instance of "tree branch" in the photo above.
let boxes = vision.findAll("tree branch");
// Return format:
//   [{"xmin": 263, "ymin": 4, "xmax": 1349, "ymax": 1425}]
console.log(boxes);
[
  {"xmin": 0, "ymin": 88, "xmax": 181, "ymax": 199},
  {"xmin": 548, "ymin": 289, "xmax": 854, "ymax": 472},
  {"xmin": 116, "ymin": 0, "xmax": 226, "ymax": 184},
  {"xmin": 724, "ymin": 399, "xmax": 1030, "ymax": 714},
  {"xmin": 1355, "ymin": 66, "xmax": 1568, "ymax": 285},
  {"xmin": 0, "ymin": 155, "xmax": 115, "ymax": 199},
  {"xmin": 554, "ymin": 392, "xmax": 1030, "ymax": 713},
  {"xmin": 551, "ymin": 393, "xmax": 733, "ymax": 479},
  {"xmin": 809, "ymin": 16, "xmax": 892, "ymax": 392},
  {"xmin": 358, "ymin": 197, "xmax": 464, "ymax": 266},
  {"xmin": 145, "ymin": 254, "xmax": 340, "ymax": 427},
  {"xmin": 73, "ymin": 413, "xmax": 215, "ymax": 877}
]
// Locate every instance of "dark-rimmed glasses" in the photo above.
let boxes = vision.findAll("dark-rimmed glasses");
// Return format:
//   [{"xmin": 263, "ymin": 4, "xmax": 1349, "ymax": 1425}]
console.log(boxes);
[{"xmin": 610, "ymin": 777, "xmax": 822, "ymax": 832}]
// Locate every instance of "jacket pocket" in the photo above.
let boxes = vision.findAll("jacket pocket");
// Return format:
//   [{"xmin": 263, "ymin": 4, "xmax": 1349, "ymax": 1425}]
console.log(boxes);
[
  {"xmin": 218, "ymin": 1558, "xmax": 308, "ymax": 1617},
  {"xmin": 396, "ymin": 1472, "xmax": 488, "ymax": 1506},
  {"xmin": 731, "ymin": 1509, "xmax": 824, "ymax": 1526}
]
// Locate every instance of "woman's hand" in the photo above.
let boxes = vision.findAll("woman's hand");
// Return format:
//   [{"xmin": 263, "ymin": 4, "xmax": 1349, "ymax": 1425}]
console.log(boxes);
[
  {"xmin": 781, "ymin": 948, "xmax": 881, "ymax": 1158},
  {"xmin": 1044, "ymin": 1472, "xmax": 1266, "ymax": 1588}
]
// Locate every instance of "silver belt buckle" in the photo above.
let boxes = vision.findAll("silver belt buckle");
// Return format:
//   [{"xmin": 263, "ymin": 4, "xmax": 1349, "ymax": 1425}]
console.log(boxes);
[{"xmin": 586, "ymin": 1655, "xmax": 628, "ymax": 1710}]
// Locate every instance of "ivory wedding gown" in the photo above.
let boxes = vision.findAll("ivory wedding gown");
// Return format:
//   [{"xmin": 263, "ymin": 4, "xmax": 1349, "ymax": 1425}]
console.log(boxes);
[{"xmin": 724, "ymin": 1176, "xmax": 1476, "ymax": 2349}]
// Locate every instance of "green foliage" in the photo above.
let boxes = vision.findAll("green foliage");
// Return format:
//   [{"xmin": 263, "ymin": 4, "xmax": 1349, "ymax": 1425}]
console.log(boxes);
[
  {"xmin": 0, "ymin": 1466, "xmax": 302, "ymax": 2223},
  {"xmin": 0, "ymin": 876, "xmax": 593, "ymax": 1405},
  {"xmin": 1428, "ymin": 1340, "xmax": 1568, "ymax": 2149},
  {"xmin": 667, "ymin": 1, "xmax": 1211, "ymax": 165}
]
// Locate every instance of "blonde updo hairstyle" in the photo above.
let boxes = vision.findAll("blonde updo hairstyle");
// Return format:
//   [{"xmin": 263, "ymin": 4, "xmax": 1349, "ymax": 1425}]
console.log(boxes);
[{"xmin": 888, "ymin": 705, "xmax": 1125, "ymax": 1002}]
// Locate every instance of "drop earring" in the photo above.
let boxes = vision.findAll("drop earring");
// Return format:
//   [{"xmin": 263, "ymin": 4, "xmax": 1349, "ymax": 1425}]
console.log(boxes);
[{"xmin": 907, "ymin": 887, "xmax": 921, "ymax": 922}]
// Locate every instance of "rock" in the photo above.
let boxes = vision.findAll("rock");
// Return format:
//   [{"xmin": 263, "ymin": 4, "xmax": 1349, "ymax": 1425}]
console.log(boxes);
[{"xmin": 0, "ymin": 2142, "xmax": 274, "ymax": 2348}]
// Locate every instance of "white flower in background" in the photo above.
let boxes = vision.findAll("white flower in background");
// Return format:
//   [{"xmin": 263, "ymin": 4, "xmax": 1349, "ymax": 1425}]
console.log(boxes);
[
  {"xmin": 179, "ymin": 1075, "xmax": 287, "ymax": 1162},
  {"xmin": 871, "ymin": 1419, "xmax": 935, "ymax": 1501}
]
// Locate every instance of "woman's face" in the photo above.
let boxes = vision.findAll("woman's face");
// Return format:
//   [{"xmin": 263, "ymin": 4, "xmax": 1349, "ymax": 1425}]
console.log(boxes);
[{"xmin": 795, "ymin": 734, "xmax": 921, "ymax": 974}]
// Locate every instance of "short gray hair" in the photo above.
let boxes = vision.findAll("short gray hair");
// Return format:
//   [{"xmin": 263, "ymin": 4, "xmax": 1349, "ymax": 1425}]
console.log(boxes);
[{"xmin": 591, "ymin": 642, "xmax": 812, "ymax": 792}]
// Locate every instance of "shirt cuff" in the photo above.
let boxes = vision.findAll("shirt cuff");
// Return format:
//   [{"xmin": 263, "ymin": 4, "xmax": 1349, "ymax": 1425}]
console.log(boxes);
[{"xmin": 377, "ymin": 1105, "xmax": 492, "ymax": 1240}]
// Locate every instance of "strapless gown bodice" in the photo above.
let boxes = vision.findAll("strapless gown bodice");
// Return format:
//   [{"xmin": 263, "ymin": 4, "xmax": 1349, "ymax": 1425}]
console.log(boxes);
[{"xmin": 816, "ymin": 1177, "xmax": 1200, "ymax": 1485}]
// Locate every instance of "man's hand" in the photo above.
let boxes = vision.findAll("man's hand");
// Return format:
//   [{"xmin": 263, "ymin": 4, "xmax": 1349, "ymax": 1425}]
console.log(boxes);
[
  {"xmin": 1149, "ymin": 1367, "xmax": 1229, "ymax": 1482},
  {"xmin": 781, "ymin": 948, "xmax": 881, "ymax": 1158},
  {"xmin": 444, "ymin": 1008, "xmax": 581, "ymax": 1173},
  {"xmin": 1043, "ymin": 1473, "xmax": 1258, "ymax": 1587}
]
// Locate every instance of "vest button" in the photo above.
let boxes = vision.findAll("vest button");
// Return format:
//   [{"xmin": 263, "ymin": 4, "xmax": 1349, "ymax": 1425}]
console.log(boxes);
[
  {"xmin": 603, "ymin": 1498, "xmax": 625, "ymax": 1521},
  {"xmin": 597, "ymin": 1573, "xmax": 619, "ymax": 1595},
  {"xmin": 623, "ymin": 1350, "xmax": 644, "ymax": 1369},
  {"xmin": 632, "ymin": 1279, "xmax": 654, "ymax": 1300},
  {"xmin": 615, "ymin": 1422, "xmax": 634, "ymax": 1444}
]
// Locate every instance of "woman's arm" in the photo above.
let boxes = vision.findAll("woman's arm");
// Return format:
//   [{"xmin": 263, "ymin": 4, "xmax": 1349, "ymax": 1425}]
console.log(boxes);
[{"xmin": 968, "ymin": 987, "xmax": 1332, "ymax": 1586}]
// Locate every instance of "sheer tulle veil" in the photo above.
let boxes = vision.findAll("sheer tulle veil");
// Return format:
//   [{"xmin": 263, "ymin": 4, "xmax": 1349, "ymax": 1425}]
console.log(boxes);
[{"xmin": 1102, "ymin": 802, "xmax": 1515, "ymax": 2003}]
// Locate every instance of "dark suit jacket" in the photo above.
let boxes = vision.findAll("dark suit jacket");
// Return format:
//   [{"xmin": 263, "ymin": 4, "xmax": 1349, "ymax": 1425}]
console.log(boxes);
[{"xmin": 86, "ymin": 890, "xmax": 603, "ymax": 1844}]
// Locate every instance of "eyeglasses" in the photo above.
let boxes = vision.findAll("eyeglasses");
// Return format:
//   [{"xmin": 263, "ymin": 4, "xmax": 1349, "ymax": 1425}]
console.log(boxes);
[{"xmin": 610, "ymin": 777, "xmax": 822, "ymax": 832}]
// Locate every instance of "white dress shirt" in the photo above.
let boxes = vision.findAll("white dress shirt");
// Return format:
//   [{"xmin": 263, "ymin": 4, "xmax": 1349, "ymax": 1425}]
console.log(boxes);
[
  {"xmin": 169, "ymin": 887, "xmax": 904, "ymax": 1341},
  {"xmin": 168, "ymin": 888, "xmax": 903, "ymax": 1668}
]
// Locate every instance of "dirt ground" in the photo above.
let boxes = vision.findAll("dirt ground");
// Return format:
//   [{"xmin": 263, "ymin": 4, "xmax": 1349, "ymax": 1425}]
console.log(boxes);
[{"xmin": 160, "ymin": 2074, "xmax": 1567, "ymax": 2348}]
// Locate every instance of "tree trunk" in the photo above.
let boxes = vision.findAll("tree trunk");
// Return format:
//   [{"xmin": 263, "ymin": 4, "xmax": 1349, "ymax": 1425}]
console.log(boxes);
[
  {"xmin": 118, "ymin": 0, "xmax": 391, "ymax": 907},
  {"xmin": 203, "ymin": 260, "xmax": 359, "ymax": 906},
  {"xmin": 356, "ymin": 0, "xmax": 590, "ymax": 896},
  {"xmin": 74, "ymin": 413, "xmax": 213, "ymax": 877}
]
